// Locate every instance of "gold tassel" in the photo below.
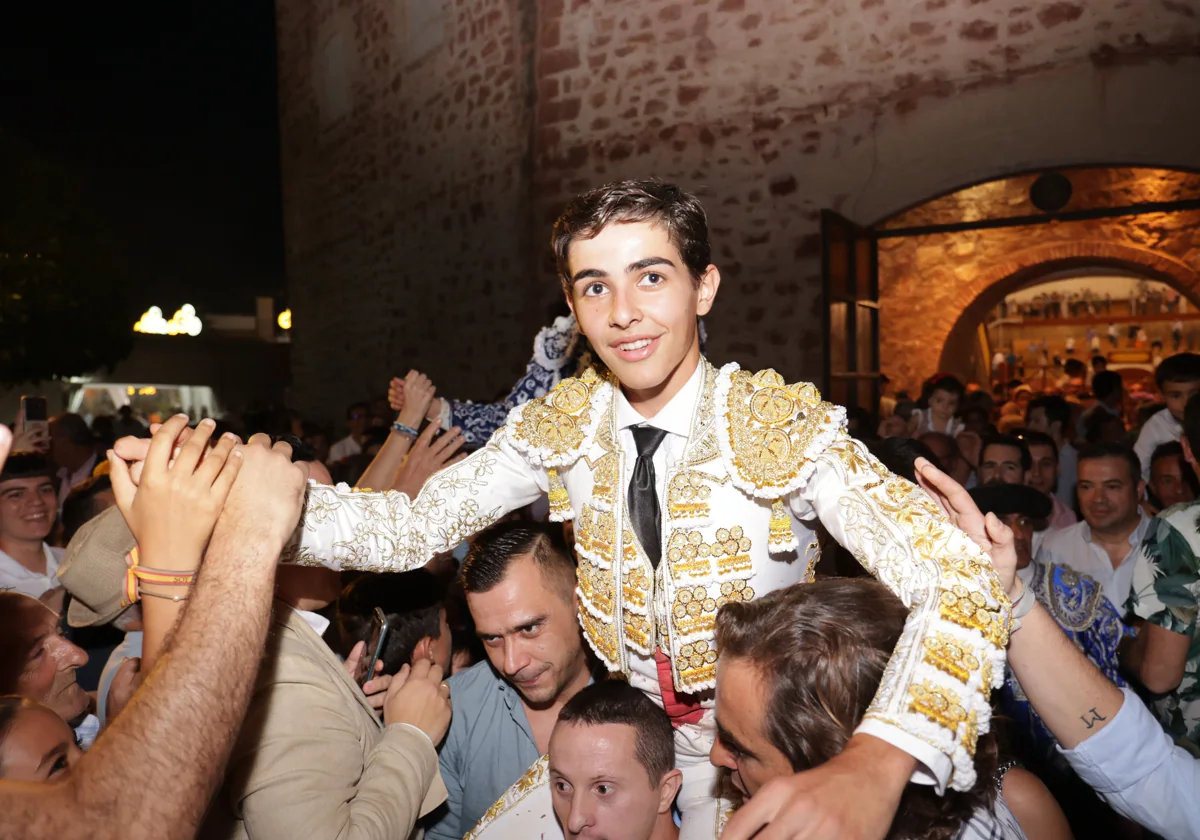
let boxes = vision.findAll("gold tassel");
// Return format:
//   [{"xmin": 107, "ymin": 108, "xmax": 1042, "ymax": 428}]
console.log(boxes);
[
  {"xmin": 769, "ymin": 498, "xmax": 794, "ymax": 548},
  {"xmin": 548, "ymin": 468, "xmax": 571, "ymax": 520}
]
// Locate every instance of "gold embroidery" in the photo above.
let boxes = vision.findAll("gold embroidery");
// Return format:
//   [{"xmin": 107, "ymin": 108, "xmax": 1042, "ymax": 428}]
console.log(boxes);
[
  {"xmin": 668, "ymin": 470, "xmax": 714, "ymax": 521},
  {"xmin": 723, "ymin": 368, "xmax": 834, "ymax": 494},
  {"xmin": 769, "ymin": 499, "xmax": 792, "ymax": 548},
  {"xmin": 462, "ymin": 755, "xmax": 550, "ymax": 840},
  {"xmin": 922, "ymin": 633, "xmax": 981, "ymax": 684},
  {"xmin": 577, "ymin": 559, "xmax": 615, "ymax": 617},
  {"xmin": 623, "ymin": 565, "xmax": 651, "ymax": 613},
  {"xmin": 512, "ymin": 367, "xmax": 604, "ymax": 458},
  {"xmin": 587, "ymin": 423, "xmax": 619, "ymax": 506},
  {"xmin": 580, "ymin": 607, "xmax": 620, "ymax": 669},
  {"xmin": 665, "ymin": 527, "xmax": 753, "ymax": 580},
  {"xmin": 624, "ymin": 612, "xmax": 654, "ymax": 653},
  {"xmin": 939, "ymin": 586, "xmax": 1008, "ymax": 648},
  {"xmin": 671, "ymin": 585, "xmax": 720, "ymax": 637},
  {"xmin": 547, "ymin": 468, "xmax": 570, "ymax": 519},
  {"xmin": 908, "ymin": 681, "xmax": 968, "ymax": 732}
]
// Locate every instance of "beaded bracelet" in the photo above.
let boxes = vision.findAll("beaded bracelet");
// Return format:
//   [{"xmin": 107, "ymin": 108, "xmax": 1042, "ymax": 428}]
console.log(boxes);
[{"xmin": 392, "ymin": 421, "xmax": 420, "ymax": 438}]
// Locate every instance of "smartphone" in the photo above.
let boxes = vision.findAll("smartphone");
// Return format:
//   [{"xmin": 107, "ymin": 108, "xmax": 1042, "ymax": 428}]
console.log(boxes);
[
  {"xmin": 356, "ymin": 607, "xmax": 390, "ymax": 687},
  {"xmin": 20, "ymin": 396, "xmax": 49, "ymax": 437}
]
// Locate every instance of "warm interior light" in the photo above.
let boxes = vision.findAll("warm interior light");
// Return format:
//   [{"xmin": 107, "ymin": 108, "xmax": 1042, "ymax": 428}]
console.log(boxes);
[
  {"xmin": 134, "ymin": 304, "xmax": 203, "ymax": 336},
  {"xmin": 277, "ymin": 309, "xmax": 292, "ymax": 330}
]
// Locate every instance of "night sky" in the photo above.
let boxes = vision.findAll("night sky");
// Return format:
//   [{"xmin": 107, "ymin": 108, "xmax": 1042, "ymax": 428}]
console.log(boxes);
[{"xmin": 0, "ymin": 1, "xmax": 284, "ymax": 314}]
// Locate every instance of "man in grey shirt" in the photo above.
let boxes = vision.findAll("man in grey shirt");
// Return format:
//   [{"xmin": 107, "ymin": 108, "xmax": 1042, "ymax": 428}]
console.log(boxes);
[{"xmin": 427, "ymin": 523, "xmax": 595, "ymax": 840}]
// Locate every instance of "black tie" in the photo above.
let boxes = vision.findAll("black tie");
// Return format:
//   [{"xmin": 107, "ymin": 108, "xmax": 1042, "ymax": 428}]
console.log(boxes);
[{"xmin": 628, "ymin": 425, "xmax": 668, "ymax": 569}]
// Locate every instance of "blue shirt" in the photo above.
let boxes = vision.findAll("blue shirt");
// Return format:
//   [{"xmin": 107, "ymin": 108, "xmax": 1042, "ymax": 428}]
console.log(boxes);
[
  {"xmin": 425, "ymin": 660, "xmax": 541, "ymax": 840},
  {"xmin": 1061, "ymin": 687, "xmax": 1200, "ymax": 840},
  {"xmin": 97, "ymin": 631, "xmax": 143, "ymax": 728}
]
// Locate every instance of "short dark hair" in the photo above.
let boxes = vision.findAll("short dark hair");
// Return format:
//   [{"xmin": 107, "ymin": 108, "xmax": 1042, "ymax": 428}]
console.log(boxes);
[
  {"xmin": 552, "ymin": 180, "xmax": 711, "ymax": 292},
  {"xmin": 1063, "ymin": 358, "xmax": 1087, "ymax": 378},
  {"xmin": 50, "ymin": 414, "xmax": 93, "ymax": 447},
  {"xmin": 1091, "ymin": 355, "xmax": 1107, "ymax": 370},
  {"xmin": 1156, "ymin": 353, "xmax": 1200, "ymax": 388},
  {"xmin": 335, "ymin": 570, "xmax": 446, "ymax": 675},
  {"xmin": 1151, "ymin": 440, "xmax": 1185, "ymax": 470},
  {"xmin": 346, "ymin": 401, "xmax": 370, "ymax": 420},
  {"xmin": 1182, "ymin": 392, "xmax": 1200, "ymax": 460},
  {"xmin": 1016, "ymin": 429, "xmax": 1058, "ymax": 463},
  {"xmin": 1077, "ymin": 442, "xmax": 1140, "ymax": 484},
  {"xmin": 0, "ymin": 452, "xmax": 55, "ymax": 484},
  {"xmin": 1027, "ymin": 395, "xmax": 1070, "ymax": 433},
  {"xmin": 716, "ymin": 579, "xmax": 996, "ymax": 840},
  {"xmin": 981, "ymin": 434, "xmax": 1032, "ymax": 472},
  {"xmin": 1091, "ymin": 370, "xmax": 1124, "ymax": 401},
  {"xmin": 462, "ymin": 521, "xmax": 576, "ymax": 601},
  {"xmin": 61, "ymin": 474, "xmax": 113, "ymax": 544},
  {"xmin": 866, "ymin": 437, "xmax": 940, "ymax": 483},
  {"xmin": 918, "ymin": 374, "xmax": 965, "ymax": 409},
  {"xmin": 556, "ymin": 680, "xmax": 675, "ymax": 784}
]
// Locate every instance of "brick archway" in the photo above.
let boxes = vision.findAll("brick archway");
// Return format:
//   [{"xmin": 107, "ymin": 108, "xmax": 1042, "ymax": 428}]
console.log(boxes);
[{"xmin": 934, "ymin": 242, "xmax": 1200, "ymax": 380}]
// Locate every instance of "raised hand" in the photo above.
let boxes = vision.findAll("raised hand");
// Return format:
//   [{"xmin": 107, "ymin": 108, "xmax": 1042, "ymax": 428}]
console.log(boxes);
[
  {"xmin": 383, "ymin": 658, "xmax": 452, "ymax": 745},
  {"xmin": 211, "ymin": 434, "xmax": 310, "ymax": 554},
  {"xmin": 12, "ymin": 423, "xmax": 49, "ymax": 453},
  {"xmin": 109, "ymin": 416, "xmax": 244, "ymax": 571},
  {"xmin": 397, "ymin": 370, "xmax": 436, "ymax": 430},
  {"xmin": 392, "ymin": 423, "xmax": 465, "ymax": 498},
  {"xmin": 344, "ymin": 640, "xmax": 392, "ymax": 711}
]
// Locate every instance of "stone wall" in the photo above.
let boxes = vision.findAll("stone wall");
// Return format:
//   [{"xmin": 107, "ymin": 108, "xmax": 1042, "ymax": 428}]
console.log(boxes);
[
  {"xmin": 277, "ymin": 0, "xmax": 1200, "ymax": 421},
  {"xmin": 878, "ymin": 167, "xmax": 1200, "ymax": 393}
]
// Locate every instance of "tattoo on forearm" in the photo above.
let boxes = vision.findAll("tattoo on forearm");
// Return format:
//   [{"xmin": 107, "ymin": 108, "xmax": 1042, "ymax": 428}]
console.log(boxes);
[{"xmin": 1080, "ymin": 708, "xmax": 1107, "ymax": 729}]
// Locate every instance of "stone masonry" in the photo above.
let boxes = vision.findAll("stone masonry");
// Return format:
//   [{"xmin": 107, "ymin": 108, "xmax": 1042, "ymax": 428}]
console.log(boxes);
[{"xmin": 277, "ymin": 0, "xmax": 1200, "ymax": 422}]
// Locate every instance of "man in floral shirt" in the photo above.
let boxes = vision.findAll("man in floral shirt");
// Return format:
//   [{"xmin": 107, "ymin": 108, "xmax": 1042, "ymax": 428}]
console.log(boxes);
[{"xmin": 1126, "ymin": 393, "xmax": 1200, "ymax": 752}]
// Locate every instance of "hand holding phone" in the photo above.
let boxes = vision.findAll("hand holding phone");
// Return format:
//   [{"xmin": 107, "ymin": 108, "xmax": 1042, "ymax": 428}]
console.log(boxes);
[
  {"xmin": 15, "ymin": 396, "xmax": 50, "ymax": 453},
  {"xmin": 356, "ymin": 607, "xmax": 391, "ymax": 687}
]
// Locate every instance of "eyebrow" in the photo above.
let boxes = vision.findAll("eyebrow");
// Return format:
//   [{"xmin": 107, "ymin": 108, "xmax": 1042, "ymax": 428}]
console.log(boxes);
[
  {"xmin": 477, "ymin": 614, "xmax": 548, "ymax": 637},
  {"xmin": 715, "ymin": 720, "xmax": 756, "ymax": 760},
  {"xmin": 570, "ymin": 256, "xmax": 678, "ymax": 285}
]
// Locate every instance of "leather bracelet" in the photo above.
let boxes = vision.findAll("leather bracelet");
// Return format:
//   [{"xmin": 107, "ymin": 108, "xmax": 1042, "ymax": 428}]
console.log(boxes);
[
  {"xmin": 1009, "ymin": 581, "xmax": 1036, "ymax": 634},
  {"xmin": 392, "ymin": 421, "xmax": 419, "ymax": 438}
]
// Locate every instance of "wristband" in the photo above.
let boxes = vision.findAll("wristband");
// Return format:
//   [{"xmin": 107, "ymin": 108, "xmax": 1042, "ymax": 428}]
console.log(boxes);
[
  {"xmin": 1008, "ymin": 581, "xmax": 1036, "ymax": 634},
  {"xmin": 392, "ymin": 421, "xmax": 420, "ymax": 438},
  {"xmin": 122, "ymin": 546, "xmax": 198, "ymax": 607}
]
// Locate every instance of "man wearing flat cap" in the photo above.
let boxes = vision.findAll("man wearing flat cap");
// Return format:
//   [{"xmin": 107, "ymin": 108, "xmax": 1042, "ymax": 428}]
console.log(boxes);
[{"xmin": 967, "ymin": 483, "xmax": 1051, "ymax": 592}]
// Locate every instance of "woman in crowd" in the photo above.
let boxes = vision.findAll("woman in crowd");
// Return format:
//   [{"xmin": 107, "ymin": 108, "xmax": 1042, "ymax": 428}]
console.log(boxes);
[{"xmin": 0, "ymin": 697, "xmax": 81, "ymax": 783}]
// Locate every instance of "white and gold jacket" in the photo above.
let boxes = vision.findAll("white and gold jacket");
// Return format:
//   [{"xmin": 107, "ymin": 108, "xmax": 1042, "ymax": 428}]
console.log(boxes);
[{"xmin": 285, "ymin": 359, "xmax": 1012, "ymax": 793}]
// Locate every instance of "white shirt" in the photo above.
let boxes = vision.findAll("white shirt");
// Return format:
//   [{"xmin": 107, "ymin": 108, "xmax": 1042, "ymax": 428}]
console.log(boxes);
[
  {"xmin": 613, "ymin": 361, "xmax": 705, "ymax": 698},
  {"xmin": 1062, "ymin": 687, "xmax": 1200, "ymax": 840},
  {"xmin": 57, "ymin": 452, "xmax": 98, "ymax": 506},
  {"xmin": 327, "ymin": 435, "xmax": 363, "ymax": 464},
  {"xmin": 1134, "ymin": 408, "xmax": 1182, "ymax": 481},
  {"xmin": 0, "ymin": 544, "xmax": 64, "ymax": 598},
  {"xmin": 1038, "ymin": 514, "xmax": 1150, "ymax": 612},
  {"xmin": 296, "ymin": 608, "xmax": 330, "ymax": 638}
]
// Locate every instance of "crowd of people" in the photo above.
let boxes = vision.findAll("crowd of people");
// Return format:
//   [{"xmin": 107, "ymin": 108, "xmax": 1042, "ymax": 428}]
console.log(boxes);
[{"xmin": 0, "ymin": 180, "xmax": 1197, "ymax": 840}]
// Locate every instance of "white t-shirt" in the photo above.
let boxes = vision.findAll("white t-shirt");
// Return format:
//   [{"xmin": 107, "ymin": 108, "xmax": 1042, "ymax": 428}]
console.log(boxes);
[
  {"xmin": 0, "ymin": 544, "xmax": 65, "ymax": 598},
  {"xmin": 327, "ymin": 435, "xmax": 363, "ymax": 464}
]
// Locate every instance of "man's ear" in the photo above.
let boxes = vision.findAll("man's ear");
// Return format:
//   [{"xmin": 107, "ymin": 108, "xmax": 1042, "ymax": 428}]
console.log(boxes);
[
  {"xmin": 411, "ymin": 637, "xmax": 433, "ymax": 666},
  {"xmin": 656, "ymin": 769, "xmax": 683, "ymax": 814},
  {"xmin": 564, "ymin": 286, "xmax": 576, "ymax": 316},
  {"xmin": 696, "ymin": 265, "xmax": 720, "ymax": 317}
]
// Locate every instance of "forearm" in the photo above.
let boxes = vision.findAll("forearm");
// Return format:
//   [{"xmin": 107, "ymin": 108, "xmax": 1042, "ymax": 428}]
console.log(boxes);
[
  {"xmin": 343, "ymin": 727, "xmax": 441, "ymax": 839},
  {"xmin": 355, "ymin": 430, "xmax": 414, "ymax": 491},
  {"xmin": 1007, "ymin": 601, "xmax": 1124, "ymax": 750},
  {"xmin": 139, "ymin": 547, "xmax": 201, "ymax": 670},
  {"xmin": 90, "ymin": 528, "xmax": 280, "ymax": 837},
  {"xmin": 1121, "ymin": 621, "xmax": 1189, "ymax": 695}
]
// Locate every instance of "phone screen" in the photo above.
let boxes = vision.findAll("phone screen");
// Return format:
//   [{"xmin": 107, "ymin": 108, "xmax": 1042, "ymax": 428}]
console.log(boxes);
[
  {"xmin": 356, "ymin": 607, "xmax": 390, "ymax": 686},
  {"xmin": 21, "ymin": 396, "xmax": 48, "ymax": 423}
]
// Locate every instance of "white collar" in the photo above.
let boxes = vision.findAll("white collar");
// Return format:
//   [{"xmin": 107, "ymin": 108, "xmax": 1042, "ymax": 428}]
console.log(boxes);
[
  {"xmin": 0, "ymin": 543, "xmax": 58, "ymax": 580},
  {"xmin": 296, "ymin": 608, "xmax": 331, "ymax": 638},
  {"xmin": 614, "ymin": 357, "xmax": 705, "ymax": 438}
]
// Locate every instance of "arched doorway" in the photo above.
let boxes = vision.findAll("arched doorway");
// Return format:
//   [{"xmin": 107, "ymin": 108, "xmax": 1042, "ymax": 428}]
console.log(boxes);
[{"xmin": 868, "ymin": 166, "xmax": 1200, "ymax": 397}]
